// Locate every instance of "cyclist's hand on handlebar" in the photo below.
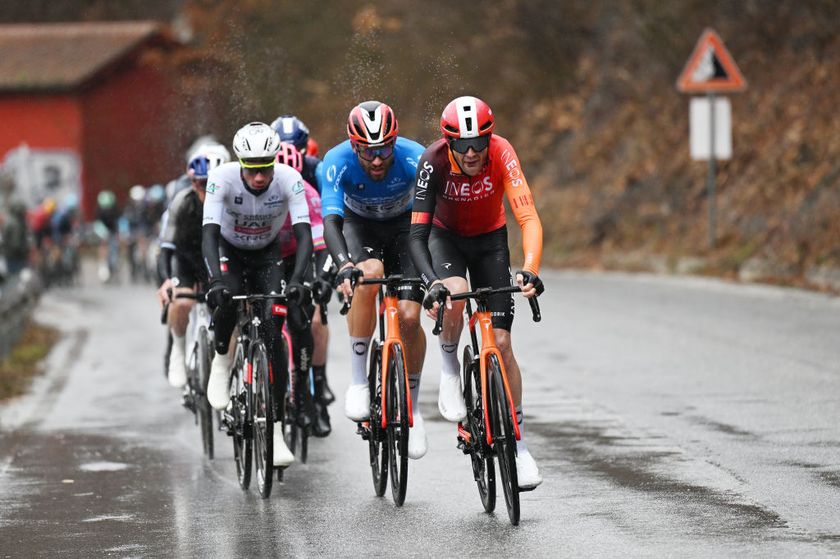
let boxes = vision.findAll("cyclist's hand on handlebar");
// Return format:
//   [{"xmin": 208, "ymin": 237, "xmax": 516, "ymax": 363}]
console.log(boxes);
[
  {"xmin": 156, "ymin": 278, "xmax": 173, "ymax": 308},
  {"xmin": 334, "ymin": 264, "xmax": 362, "ymax": 301},
  {"xmin": 286, "ymin": 281, "xmax": 311, "ymax": 306},
  {"xmin": 423, "ymin": 281, "xmax": 450, "ymax": 320},
  {"xmin": 312, "ymin": 278, "xmax": 333, "ymax": 306},
  {"xmin": 206, "ymin": 279, "xmax": 231, "ymax": 310},
  {"xmin": 515, "ymin": 270, "xmax": 545, "ymax": 298}
]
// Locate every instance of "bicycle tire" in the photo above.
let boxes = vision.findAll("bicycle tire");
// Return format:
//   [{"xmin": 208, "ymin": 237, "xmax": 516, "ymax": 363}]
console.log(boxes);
[
  {"xmin": 368, "ymin": 341, "xmax": 388, "ymax": 496},
  {"xmin": 252, "ymin": 342, "xmax": 274, "ymax": 499},
  {"xmin": 488, "ymin": 354, "xmax": 520, "ymax": 525},
  {"xmin": 387, "ymin": 343, "xmax": 409, "ymax": 506},
  {"xmin": 231, "ymin": 343, "xmax": 252, "ymax": 490},
  {"xmin": 197, "ymin": 326, "xmax": 214, "ymax": 460},
  {"xmin": 463, "ymin": 345, "xmax": 495, "ymax": 513}
]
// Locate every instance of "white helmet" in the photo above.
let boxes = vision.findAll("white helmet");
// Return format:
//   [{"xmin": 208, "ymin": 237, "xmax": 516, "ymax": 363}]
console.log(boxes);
[
  {"xmin": 232, "ymin": 122, "xmax": 281, "ymax": 165},
  {"xmin": 190, "ymin": 142, "xmax": 231, "ymax": 168}
]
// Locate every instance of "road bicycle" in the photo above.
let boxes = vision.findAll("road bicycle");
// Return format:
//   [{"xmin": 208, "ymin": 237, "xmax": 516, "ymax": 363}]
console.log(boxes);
[
  {"xmin": 433, "ymin": 285, "xmax": 541, "ymax": 525},
  {"xmin": 222, "ymin": 293, "xmax": 286, "ymax": 499},
  {"xmin": 346, "ymin": 274, "xmax": 424, "ymax": 506},
  {"xmin": 176, "ymin": 290, "xmax": 215, "ymax": 459},
  {"xmin": 161, "ymin": 289, "xmax": 215, "ymax": 459}
]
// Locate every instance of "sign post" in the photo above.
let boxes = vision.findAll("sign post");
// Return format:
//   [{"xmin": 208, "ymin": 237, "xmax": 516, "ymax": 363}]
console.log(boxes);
[{"xmin": 677, "ymin": 28, "xmax": 746, "ymax": 249}]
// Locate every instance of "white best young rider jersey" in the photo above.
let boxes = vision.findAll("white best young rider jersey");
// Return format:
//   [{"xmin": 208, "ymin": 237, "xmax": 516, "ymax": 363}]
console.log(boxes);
[{"xmin": 203, "ymin": 162, "xmax": 310, "ymax": 250}]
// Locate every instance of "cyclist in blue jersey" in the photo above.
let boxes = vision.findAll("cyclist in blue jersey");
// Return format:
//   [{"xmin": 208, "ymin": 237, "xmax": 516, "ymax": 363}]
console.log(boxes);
[{"xmin": 320, "ymin": 100, "xmax": 430, "ymax": 459}]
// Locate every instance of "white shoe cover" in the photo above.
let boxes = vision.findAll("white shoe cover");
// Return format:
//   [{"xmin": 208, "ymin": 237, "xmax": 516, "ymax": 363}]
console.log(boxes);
[
  {"xmin": 273, "ymin": 423, "xmax": 294, "ymax": 467},
  {"xmin": 207, "ymin": 351, "xmax": 233, "ymax": 411},
  {"xmin": 438, "ymin": 373, "xmax": 467, "ymax": 422},
  {"xmin": 408, "ymin": 413, "xmax": 427, "ymax": 460},
  {"xmin": 344, "ymin": 383, "xmax": 370, "ymax": 421},
  {"xmin": 515, "ymin": 448, "xmax": 543, "ymax": 489}
]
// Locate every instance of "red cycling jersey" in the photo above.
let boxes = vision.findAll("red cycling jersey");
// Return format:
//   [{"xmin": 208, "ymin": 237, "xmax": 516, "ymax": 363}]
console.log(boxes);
[{"xmin": 411, "ymin": 135, "xmax": 543, "ymax": 274}]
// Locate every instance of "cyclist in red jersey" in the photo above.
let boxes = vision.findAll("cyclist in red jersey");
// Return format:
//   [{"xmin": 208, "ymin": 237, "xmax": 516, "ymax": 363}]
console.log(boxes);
[{"xmin": 408, "ymin": 96, "xmax": 545, "ymax": 489}]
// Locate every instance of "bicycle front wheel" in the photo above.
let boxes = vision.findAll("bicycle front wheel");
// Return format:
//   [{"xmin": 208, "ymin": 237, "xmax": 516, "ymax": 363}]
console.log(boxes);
[
  {"xmin": 197, "ymin": 326, "xmax": 214, "ymax": 459},
  {"xmin": 251, "ymin": 342, "xmax": 274, "ymax": 499},
  {"xmin": 387, "ymin": 344, "xmax": 409, "ymax": 506},
  {"xmin": 463, "ymin": 345, "xmax": 495, "ymax": 513},
  {"xmin": 487, "ymin": 354, "xmax": 519, "ymax": 525},
  {"xmin": 368, "ymin": 341, "xmax": 388, "ymax": 496},
  {"xmin": 231, "ymin": 343, "xmax": 251, "ymax": 490}
]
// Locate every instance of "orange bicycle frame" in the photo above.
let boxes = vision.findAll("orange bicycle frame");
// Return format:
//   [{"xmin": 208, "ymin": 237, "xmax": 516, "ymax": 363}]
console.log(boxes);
[
  {"xmin": 469, "ymin": 310, "xmax": 522, "ymax": 445},
  {"xmin": 379, "ymin": 292, "xmax": 414, "ymax": 430}
]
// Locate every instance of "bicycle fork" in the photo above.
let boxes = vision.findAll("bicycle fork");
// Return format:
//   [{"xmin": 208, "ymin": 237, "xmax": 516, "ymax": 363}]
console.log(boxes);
[
  {"xmin": 471, "ymin": 311, "xmax": 521, "ymax": 446},
  {"xmin": 379, "ymin": 297, "xmax": 414, "ymax": 430}
]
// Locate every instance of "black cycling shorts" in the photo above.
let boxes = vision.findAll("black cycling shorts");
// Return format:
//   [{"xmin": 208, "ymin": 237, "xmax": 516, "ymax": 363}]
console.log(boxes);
[
  {"xmin": 343, "ymin": 209, "xmax": 424, "ymax": 303},
  {"xmin": 428, "ymin": 225, "xmax": 515, "ymax": 331}
]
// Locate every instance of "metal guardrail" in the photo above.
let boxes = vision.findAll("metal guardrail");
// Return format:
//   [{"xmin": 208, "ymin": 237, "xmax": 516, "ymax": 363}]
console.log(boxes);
[{"xmin": 0, "ymin": 270, "xmax": 41, "ymax": 360}]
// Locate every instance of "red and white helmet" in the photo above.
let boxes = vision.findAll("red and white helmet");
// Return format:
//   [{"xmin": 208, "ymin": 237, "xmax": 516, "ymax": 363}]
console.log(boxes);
[
  {"xmin": 440, "ymin": 96, "xmax": 495, "ymax": 139},
  {"xmin": 347, "ymin": 101, "xmax": 398, "ymax": 146},
  {"xmin": 276, "ymin": 141, "xmax": 304, "ymax": 173}
]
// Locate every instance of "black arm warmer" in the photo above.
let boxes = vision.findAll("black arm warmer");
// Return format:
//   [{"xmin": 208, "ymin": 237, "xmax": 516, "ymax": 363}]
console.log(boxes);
[
  {"xmin": 323, "ymin": 214, "xmax": 352, "ymax": 268},
  {"xmin": 408, "ymin": 221, "xmax": 439, "ymax": 286},
  {"xmin": 202, "ymin": 223, "xmax": 223, "ymax": 283},
  {"xmin": 158, "ymin": 246, "xmax": 174, "ymax": 280},
  {"xmin": 314, "ymin": 246, "xmax": 330, "ymax": 278},
  {"xmin": 290, "ymin": 222, "xmax": 313, "ymax": 284}
]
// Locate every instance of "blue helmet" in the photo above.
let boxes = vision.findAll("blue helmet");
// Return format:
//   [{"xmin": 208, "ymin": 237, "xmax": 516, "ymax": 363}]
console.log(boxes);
[
  {"xmin": 187, "ymin": 154, "xmax": 211, "ymax": 179},
  {"xmin": 270, "ymin": 115, "xmax": 310, "ymax": 151}
]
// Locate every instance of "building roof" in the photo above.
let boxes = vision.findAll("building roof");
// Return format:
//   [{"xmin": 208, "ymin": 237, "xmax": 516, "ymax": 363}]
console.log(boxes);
[{"xmin": 0, "ymin": 21, "xmax": 164, "ymax": 92}]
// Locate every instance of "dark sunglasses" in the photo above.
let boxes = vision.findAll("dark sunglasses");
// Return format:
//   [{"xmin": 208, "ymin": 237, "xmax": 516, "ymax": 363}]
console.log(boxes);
[
  {"xmin": 448, "ymin": 135, "xmax": 490, "ymax": 154},
  {"xmin": 354, "ymin": 141, "xmax": 395, "ymax": 161}
]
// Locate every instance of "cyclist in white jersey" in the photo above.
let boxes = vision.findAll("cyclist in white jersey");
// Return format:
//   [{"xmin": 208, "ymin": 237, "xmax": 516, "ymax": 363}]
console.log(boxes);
[{"xmin": 202, "ymin": 122, "xmax": 312, "ymax": 467}]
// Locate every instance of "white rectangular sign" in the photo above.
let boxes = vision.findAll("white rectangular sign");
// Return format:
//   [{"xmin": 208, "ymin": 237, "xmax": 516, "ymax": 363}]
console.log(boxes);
[{"xmin": 690, "ymin": 97, "xmax": 732, "ymax": 161}]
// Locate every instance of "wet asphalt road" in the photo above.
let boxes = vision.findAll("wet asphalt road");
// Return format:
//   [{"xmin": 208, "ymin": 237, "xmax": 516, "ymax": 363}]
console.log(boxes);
[{"xmin": 1, "ymin": 268, "xmax": 839, "ymax": 557}]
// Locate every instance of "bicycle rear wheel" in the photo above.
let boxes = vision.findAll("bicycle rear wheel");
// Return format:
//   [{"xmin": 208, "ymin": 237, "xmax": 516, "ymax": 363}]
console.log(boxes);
[
  {"xmin": 197, "ymin": 326, "xmax": 214, "ymax": 460},
  {"xmin": 463, "ymin": 346, "xmax": 495, "ymax": 513},
  {"xmin": 488, "ymin": 354, "xmax": 519, "ymax": 525},
  {"xmin": 387, "ymin": 344, "xmax": 409, "ymax": 506},
  {"xmin": 251, "ymin": 342, "xmax": 274, "ymax": 499},
  {"xmin": 231, "ymin": 343, "xmax": 251, "ymax": 490},
  {"xmin": 368, "ymin": 341, "xmax": 388, "ymax": 496}
]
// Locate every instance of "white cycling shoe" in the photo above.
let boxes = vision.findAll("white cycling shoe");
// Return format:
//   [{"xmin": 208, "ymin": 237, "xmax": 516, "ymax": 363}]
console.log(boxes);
[
  {"xmin": 516, "ymin": 449, "xmax": 543, "ymax": 490},
  {"xmin": 408, "ymin": 412, "xmax": 427, "ymax": 459},
  {"xmin": 167, "ymin": 337, "xmax": 187, "ymax": 388},
  {"xmin": 207, "ymin": 352, "xmax": 233, "ymax": 411},
  {"xmin": 273, "ymin": 423, "xmax": 294, "ymax": 467},
  {"xmin": 438, "ymin": 374, "xmax": 467, "ymax": 422},
  {"xmin": 344, "ymin": 383, "xmax": 370, "ymax": 422}
]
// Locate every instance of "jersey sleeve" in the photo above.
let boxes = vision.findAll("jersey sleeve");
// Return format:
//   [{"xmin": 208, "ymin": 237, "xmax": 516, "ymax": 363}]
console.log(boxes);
[
  {"xmin": 202, "ymin": 168, "xmax": 225, "ymax": 227},
  {"xmin": 498, "ymin": 139, "xmax": 543, "ymax": 274},
  {"xmin": 319, "ymin": 148, "xmax": 346, "ymax": 218},
  {"xmin": 286, "ymin": 171, "xmax": 311, "ymax": 226},
  {"xmin": 408, "ymin": 146, "xmax": 443, "ymax": 285},
  {"xmin": 160, "ymin": 188, "xmax": 187, "ymax": 249},
  {"xmin": 304, "ymin": 182, "xmax": 326, "ymax": 251}
]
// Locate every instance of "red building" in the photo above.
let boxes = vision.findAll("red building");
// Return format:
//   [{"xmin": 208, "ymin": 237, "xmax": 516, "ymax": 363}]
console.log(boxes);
[{"xmin": 0, "ymin": 21, "xmax": 187, "ymax": 218}]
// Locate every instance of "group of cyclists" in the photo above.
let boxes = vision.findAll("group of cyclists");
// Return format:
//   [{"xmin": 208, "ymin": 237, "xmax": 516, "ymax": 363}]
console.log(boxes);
[{"xmin": 156, "ymin": 95, "xmax": 545, "ymax": 491}]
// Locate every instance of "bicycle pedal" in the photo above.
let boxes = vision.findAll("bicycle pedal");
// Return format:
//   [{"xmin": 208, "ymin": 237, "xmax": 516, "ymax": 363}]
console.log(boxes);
[
  {"xmin": 356, "ymin": 422, "xmax": 371, "ymax": 440},
  {"xmin": 519, "ymin": 485, "xmax": 537, "ymax": 493}
]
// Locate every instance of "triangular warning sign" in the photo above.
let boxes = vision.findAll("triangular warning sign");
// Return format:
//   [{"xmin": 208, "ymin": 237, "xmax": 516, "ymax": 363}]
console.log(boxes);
[{"xmin": 677, "ymin": 28, "xmax": 747, "ymax": 93}]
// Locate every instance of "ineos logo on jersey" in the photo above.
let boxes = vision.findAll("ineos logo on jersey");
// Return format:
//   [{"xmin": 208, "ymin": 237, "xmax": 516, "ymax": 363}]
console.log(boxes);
[
  {"xmin": 501, "ymin": 148, "xmax": 524, "ymax": 187},
  {"xmin": 415, "ymin": 160, "xmax": 433, "ymax": 201},
  {"xmin": 443, "ymin": 176, "xmax": 493, "ymax": 199}
]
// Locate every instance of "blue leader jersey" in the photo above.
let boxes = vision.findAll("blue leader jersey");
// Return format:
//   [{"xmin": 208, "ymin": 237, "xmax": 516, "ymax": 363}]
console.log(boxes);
[{"xmin": 318, "ymin": 137, "xmax": 424, "ymax": 221}]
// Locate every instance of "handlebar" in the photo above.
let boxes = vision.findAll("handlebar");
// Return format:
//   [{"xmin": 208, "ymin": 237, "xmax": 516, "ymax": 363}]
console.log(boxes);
[{"xmin": 432, "ymin": 285, "xmax": 542, "ymax": 335}]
